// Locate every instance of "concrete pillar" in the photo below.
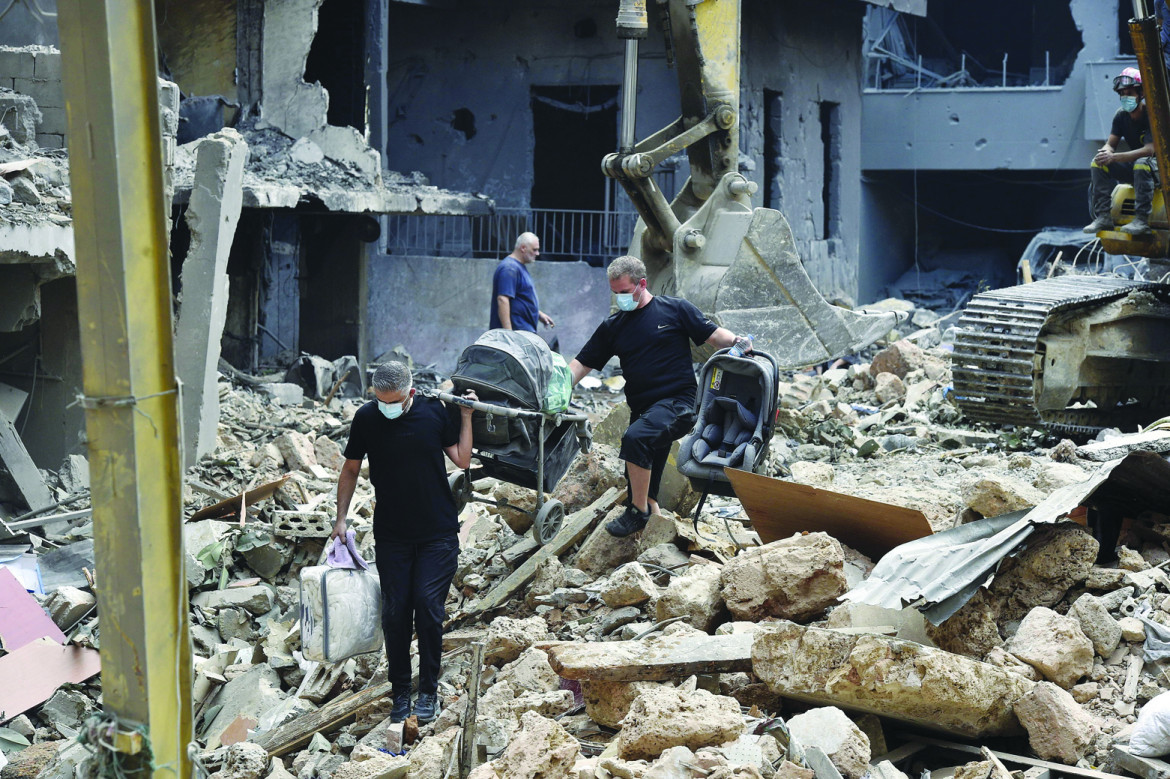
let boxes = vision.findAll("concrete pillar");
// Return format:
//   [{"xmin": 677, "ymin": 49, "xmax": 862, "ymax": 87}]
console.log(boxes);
[
  {"xmin": 259, "ymin": 0, "xmax": 328, "ymax": 138},
  {"xmin": 175, "ymin": 129, "xmax": 248, "ymax": 465}
]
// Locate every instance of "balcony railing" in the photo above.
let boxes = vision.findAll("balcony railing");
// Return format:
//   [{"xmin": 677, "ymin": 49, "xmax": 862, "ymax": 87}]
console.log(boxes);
[{"xmin": 383, "ymin": 207, "xmax": 642, "ymax": 267}]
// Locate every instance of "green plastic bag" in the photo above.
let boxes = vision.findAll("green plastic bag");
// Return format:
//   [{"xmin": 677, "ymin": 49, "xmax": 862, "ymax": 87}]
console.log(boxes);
[{"xmin": 544, "ymin": 352, "xmax": 572, "ymax": 413}]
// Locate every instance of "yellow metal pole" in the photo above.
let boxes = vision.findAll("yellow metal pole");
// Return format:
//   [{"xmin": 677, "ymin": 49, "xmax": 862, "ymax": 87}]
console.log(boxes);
[{"xmin": 57, "ymin": 1, "xmax": 192, "ymax": 776}]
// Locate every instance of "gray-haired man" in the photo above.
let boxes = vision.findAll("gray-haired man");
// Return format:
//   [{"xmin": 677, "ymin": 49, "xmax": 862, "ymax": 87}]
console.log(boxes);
[
  {"xmin": 568, "ymin": 256, "xmax": 749, "ymax": 537},
  {"xmin": 333, "ymin": 362, "xmax": 475, "ymax": 724}
]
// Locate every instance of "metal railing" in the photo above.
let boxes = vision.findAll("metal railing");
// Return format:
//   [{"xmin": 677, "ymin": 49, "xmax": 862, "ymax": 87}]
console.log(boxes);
[{"xmin": 384, "ymin": 207, "xmax": 641, "ymax": 266}]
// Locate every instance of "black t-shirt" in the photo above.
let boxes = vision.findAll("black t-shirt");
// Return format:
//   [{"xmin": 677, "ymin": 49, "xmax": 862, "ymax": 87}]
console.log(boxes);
[
  {"xmin": 1110, "ymin": 107, "xmax": 1151, "ymax": 153},
  {"xmin": 576, "ymin": 295, "xmax": 717, "ymax": 413},
  {"xmin": 343, "ymin": 395, "xmax": 461, "ymax": 542}
]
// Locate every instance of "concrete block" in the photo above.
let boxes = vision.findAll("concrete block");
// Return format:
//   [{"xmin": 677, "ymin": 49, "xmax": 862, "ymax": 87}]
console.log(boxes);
[
  {"xmin": 274, "ymin": 431, "xmax": 317, "ymax": 472},
  {"xmin": 0, "ymin": 47, "xmax": 35, "ymax": 79},
  {"xmin": 257, "ymin": 383, "xmax": 303, "ymax": 405},
  {"xmin": 57, "ymin": 453, "xmax": 89, "ymax": 493},
  {"xmin": 44, "ymin": 585, "xmax": 96, "ymax": 629},
  {"xmin": 31, "ymin": 50, "xmax": 61, "ymax": 81},
  {"xmin": 37, "ymin": 106, "xmax": 65, "ymax": 136},
  {"xmin": 13, "ymin": 77, "xmax": 63, "ymax": 109},
  {"xmin": 40, "ymin": 689, "xmax": 94, "ymax": 733},
  {"xmin": 0, "ymin": 92, "xmax": 41, "ymax": 145},
  {"xmin": 192, "ymin": 585, "xmax": 275, "ymax": 615},
  {"xmin": 36, "ymin": 133, "xmax": 64, "ymax": 149}
]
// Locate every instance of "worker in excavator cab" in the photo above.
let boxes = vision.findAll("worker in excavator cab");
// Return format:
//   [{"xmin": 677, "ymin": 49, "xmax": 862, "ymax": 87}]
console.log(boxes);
[{"xmin": 1084, "ymin": 67, "xmax": 1157, "ymax": 236}]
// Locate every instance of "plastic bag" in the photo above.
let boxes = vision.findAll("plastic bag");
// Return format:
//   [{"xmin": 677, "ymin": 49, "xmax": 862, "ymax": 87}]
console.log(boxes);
[
  {"xmin": 544, "ymin": 352, "xmax": 571, "ymax": 413},
  {"xmin": 1131, "ymin": 690, "xmax": 1170, "ymax": 757},
  {"xmin": 300, "ymin": 536, "xmax": 382, "ymax": 662}
]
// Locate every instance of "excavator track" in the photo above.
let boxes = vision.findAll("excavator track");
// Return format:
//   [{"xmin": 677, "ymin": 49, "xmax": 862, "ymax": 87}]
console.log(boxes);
[{"xmin": 953, "ymin": 276, "xmax": 1170, "ymax": 437}]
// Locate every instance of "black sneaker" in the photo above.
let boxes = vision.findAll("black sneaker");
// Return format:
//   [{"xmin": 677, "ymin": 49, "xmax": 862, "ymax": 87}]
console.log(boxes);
[
  {"xmin": 414, "ymin": 692, "xmax": 439, "ymax": 723},
  {"xmin": 606, "ymin": 505, "xmax": 649, "ymax": 538},
  {"xmin": 390, "ymin": 691, "xmax": 411, "ymax": 723}
]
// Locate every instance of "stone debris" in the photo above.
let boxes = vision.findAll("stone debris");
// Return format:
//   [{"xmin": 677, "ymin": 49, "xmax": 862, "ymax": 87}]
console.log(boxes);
[{"xmin": 6, "ymin": 293, "xmax": 1170, "ymax": 779}]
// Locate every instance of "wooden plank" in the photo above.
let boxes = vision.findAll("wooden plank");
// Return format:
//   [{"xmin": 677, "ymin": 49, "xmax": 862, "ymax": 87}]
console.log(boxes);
[
  {"xmin": 189, "ymin": 475, "xmax": 290, "ymax": 522},
  {"xmin": 250, "ymin": 681, "xmax": 391, "ymax": 757},
  {"xmin": 724, "ymin": 468, "xmax": 932, "ymax": 560},
  {"xmin": 0, "ymin": 414, "xmax": 52, "ymax": 512},
  {"xmin": 468, "ymin": 487, "xmax": 622, "ymax": 616},
  {"xmin": 544, "ymin": 632, "xmax": 754, "ymax": 681},
  {"xmin": 903, "ymin": 735, "xmax": 1129, "ymax": 779}
]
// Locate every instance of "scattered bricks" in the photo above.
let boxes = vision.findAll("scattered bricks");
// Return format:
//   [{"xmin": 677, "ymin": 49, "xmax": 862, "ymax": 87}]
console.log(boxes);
[
  {"xmin": 274, "ymin": 431, "xmax": 318, "ymax": 473},
  {"xmin": 870, "ymin": 339, "xmax": 925, "ymax": 379},
  {"xmin": 31, "ymin": 49, "xmax": 61, "ymax": 81},
  {"xmin": 1013, "ymin": 681, "xmax": 1098, "ymax": 764},
  {"xmin": 1069, "ymin": 594, "xmax": 1123, "ymax": 657},
  {"xmin": 1005, "ymin": 607, "xmax": 1094, "ymax": 689},
  {"xmin": 272, "ymin": 510, "xmax": 332, "ymax": 538},
  {"xmin": 600, "ymin": 562, "xmax": 659, "ymax": 608},
  {"xmin": 656, "ymin": 562, "xmax": 727, "ymax": 632},
  {"xmin": 719, "ymin": 532, "xmax": 847, "ymax": 622},
  {"xmin": 786, "ymin": 706, "xmax": 872, "ymax": 779},
  {"xmin": 616, "ymin": 685, "xmax": 744, "ymax": 761},
  {"xmin": 43, "ymin": 586, "xmax": 96, "ymax": 629},
  {"xmin": 192, "ymin": 584, "xmax": 275, "ymax": 615}
]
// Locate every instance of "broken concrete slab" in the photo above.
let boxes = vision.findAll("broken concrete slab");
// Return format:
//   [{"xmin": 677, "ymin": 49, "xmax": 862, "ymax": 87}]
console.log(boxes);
[
  {"xmin": 720, "ymin": 532, "xmax": 847, "ymax": 622},
  {"xmin": 616, "ymin": 685, "xmax": 744, "ymax": 761},
  {"xmin": 787, "ymin": 706, "xmax": 872, "ymax": 779},
  {"xmin": 656, "ymin": 561, "xmax": 727, "ymax": 632},
  {"xmin": 544, "ymin": 632, "xmax": 754, "ymax": 682},
  {"xmin": 186, "ymin": 519, "xmax": 233, "ymax": 588},
  {"xmin": 752, "ymin": 622, "xmax": 1034, "ymax": 737},
  {"xmin": 495, "ymin": 647, "xmax": 561, "ymax": 695},
  {"xmin": 203, "ymin": 663, "xmax": 286, "ymax": 750},
  {"xmin": 0, "ymin": 413, "xmax": 51, "ymax": 512},
  {"xmin": 259, "ymin": 0, "xmax": 328, "ymax": 138},
  {"xmin": 42, "ymin": 585, "xmax": 95, "ymax": 630},
  {"xmin": 1076, "ymin": 429, "xmax": 1170, "ymax": 462},
  {"xmin": 192, "ymin": 584, "xmax": 275, "ymax": 615},
  {"xmin": 175, "ymin": 128, "xmax": 248, "ymax": 465}
]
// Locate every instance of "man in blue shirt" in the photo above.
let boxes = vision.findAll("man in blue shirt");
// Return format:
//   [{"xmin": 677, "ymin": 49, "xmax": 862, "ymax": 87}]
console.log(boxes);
[{"xmin": 490, "ymin": 232, "xmax": 555, "ymax": 334}]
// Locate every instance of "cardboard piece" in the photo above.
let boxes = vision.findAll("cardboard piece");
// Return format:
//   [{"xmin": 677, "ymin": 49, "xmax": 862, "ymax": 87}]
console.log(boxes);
[
  {"xmin": 0, "ymin": 567, "xmax": 65, "ymax": 650},
  {"xmin": 725, "ymin": 467, "xmax": 933, "ymax": 560},
  {"xmin": 0, "ymin": 637, "xmax": 101, "ymax": 721},
  {"xmin": 189, "ymin": 475, "xmax": 290, "ymax": 522}
]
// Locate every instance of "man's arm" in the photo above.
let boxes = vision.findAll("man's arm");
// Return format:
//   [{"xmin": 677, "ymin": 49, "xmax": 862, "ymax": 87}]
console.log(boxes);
[
  {"xmin": 496, "ymin": 295, "xmax": 513, "ymax": 330},
  {"xmin": 706, "ymin": 327, "xmax": 739, "ymax": 349},
  {"xmin": 1114, "ymin": 142, "xmax": 1156, "ymax": 164},
  {"xmin": 444, "ymin": 391, "xmax": 477, "ymax": 469},
  {"xmin": 538, "ymin": 311, "xmax": 555, "ymax": 327},
  {"xmin": 331, "ymin": 458, "xmax": 362, "ymax": 540},
  {"xmin": 567, "ymin": 358, "xmax": 595, "ymax": 386}
]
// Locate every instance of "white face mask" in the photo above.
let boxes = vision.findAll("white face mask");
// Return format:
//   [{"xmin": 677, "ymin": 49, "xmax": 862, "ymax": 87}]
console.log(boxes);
[
  {"xmin": 1121, "ymin": 95, "xmax": 1139, "ymax": 112},
  {"xmin": 377, "ymin": 391, "xmax": 413, "ymax": 419}
]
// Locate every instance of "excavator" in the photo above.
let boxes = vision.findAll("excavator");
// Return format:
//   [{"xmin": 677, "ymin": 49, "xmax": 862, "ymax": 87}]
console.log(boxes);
[
  {"xmin": 947, "ymin": 1, "xmax": 1170, "ymax": 436},
  {"xmin": 602, "ymin": 0, "xmax": 901, "ymax": 367}
]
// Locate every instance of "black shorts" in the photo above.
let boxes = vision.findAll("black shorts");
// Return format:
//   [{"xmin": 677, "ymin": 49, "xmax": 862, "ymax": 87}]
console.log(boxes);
[{"xmin": 619, "ymin": 395, "xmax": 695, "ymax": 470}]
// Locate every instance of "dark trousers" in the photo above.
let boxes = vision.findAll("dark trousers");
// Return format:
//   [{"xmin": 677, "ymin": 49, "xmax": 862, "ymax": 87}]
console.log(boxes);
[
  {"xmin": 374, "ymin": 534, "xmax": 459, "ymax": 695},
  {"xmin": 620, "ymin": 395, "xmax": 695, "ymax": 503}
]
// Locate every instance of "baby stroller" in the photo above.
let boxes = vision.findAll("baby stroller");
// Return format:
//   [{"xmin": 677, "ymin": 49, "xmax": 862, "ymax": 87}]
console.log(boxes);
[
  {"xmin": 436, "ymin": 330, "xmax": 592, "ymax": 545},
  {"xmin": 676, "ymin": 347, "xmax": 779, "ymax": 521}
]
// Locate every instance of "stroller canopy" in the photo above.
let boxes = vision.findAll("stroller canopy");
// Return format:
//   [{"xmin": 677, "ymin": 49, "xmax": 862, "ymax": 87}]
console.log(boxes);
[{"xmin": 452, "ymin": 329, "xmax": 554, "ymax": 410}]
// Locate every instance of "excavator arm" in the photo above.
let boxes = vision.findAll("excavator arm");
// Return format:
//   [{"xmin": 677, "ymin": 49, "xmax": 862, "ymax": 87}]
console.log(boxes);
[{"xmin": 604, "ymin": 0, "xmax": 903, "ymax": 368}]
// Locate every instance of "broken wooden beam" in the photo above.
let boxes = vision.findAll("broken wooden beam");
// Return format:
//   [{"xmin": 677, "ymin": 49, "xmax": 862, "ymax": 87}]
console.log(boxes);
[
  {"xmin": 189, "ymin": 474, "xmax": 290, "ymax": 522},
  {"xmin": 544, "ymin": 632, "xmax": 754, "ymax": 682},
  {"xmin": 467, "ymin": 487, "xmax": 622, "ymax": 617},
  {"xmin": 251, "ymin": 681, "xmax": 390, "ymax": 756}
]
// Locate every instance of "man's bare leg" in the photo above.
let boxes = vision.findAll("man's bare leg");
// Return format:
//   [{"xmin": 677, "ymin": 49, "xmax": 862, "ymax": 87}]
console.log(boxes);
[{"xmin": 627, "ymin": 461, "xmax": 651, "ymax": 514}]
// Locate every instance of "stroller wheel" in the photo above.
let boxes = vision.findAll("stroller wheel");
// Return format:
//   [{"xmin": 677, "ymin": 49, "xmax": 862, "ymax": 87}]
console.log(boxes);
[
  {"xmin": 532, "ymin": 500, "xmax": 564, "ymax": 545},
  {"xmin": 449, "ymin": 471, "xmax": 470, "ymax": 514}
]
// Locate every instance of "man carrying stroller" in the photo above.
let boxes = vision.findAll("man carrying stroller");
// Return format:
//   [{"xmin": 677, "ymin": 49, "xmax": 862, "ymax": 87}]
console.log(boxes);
[
  {"xmin": 568, "ymin": 256, "xmax": 751, "ymax": 538},
  {"xmin": 332, "ymin": 362, "xmax": 476, "ymax": 724}
]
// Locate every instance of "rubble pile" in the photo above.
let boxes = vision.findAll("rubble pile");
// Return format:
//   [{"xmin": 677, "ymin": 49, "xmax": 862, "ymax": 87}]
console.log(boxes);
[{"xmin": 4, "ymin": 301, "xmax": 1170, "ymax": 779}]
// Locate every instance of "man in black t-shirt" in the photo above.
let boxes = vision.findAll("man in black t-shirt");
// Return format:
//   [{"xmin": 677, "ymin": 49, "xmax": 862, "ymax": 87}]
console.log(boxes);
[
  {"xmin": 569, "ymin": 255, "xmax": 750, "ymax": 538},
  {"xmin": 1085, "ymin": 67, "xmax": 1158, "ymax": 236},
  {"xmin": 333, "ymin": 361, "xmax": 475, "ymax": 724}
]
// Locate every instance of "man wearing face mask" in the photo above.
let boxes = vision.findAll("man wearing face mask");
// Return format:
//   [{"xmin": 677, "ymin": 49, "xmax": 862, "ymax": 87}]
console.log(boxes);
[
  {"xmin": 332, "ymin": 362, "xmax": 476, "ymax": 725},
  {"xmin": 1085, "ymin": 67, "xmax": 1157, "ymax": 236},
  {"xmin": 568, "ymin": 255, "xmax": 750, "ymax": 538}
]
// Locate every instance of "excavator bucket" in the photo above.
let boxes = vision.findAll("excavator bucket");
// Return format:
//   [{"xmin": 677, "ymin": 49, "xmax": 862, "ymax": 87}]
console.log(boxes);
[{"xmin": 634, "ymin": 171, "xmax": 904, "ymax": 368}]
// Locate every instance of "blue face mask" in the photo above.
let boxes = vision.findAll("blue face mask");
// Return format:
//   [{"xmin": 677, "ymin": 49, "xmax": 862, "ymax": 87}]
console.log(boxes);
[
  {"xmin": 1121, "ymin": 95, "xmax": 1139, "ymax": 112},
  {"xmin": 615, "ymin": 293, "xmax": 637, "ymax": 311}
]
